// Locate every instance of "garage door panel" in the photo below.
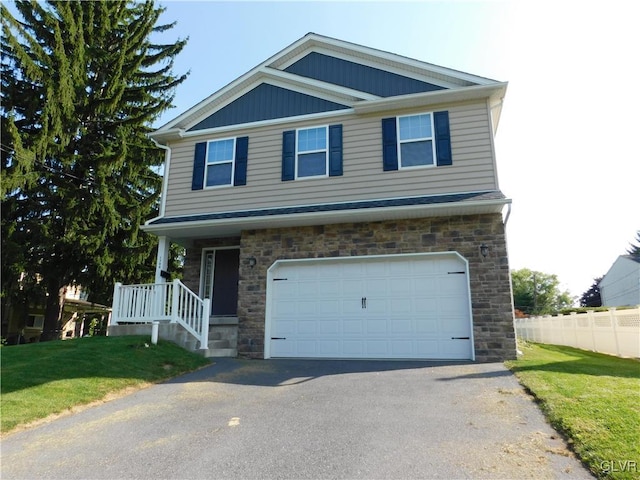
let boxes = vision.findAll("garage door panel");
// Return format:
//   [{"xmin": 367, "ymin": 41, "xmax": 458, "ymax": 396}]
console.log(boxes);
[
  {"xmin": 273, "ymin": 319, "xmax": 297, "ymax": 336},
  {"xmin": 343, "ymin": 279, "xmax": 363, "ymax": 295},
  {"xmin": 366, "ymin": 298, "xmax": 388, "ymax": 313},
  {"xmin": 318, "ymin": 300, "xmax": 340, "ymax": 314},
  {"xmin": 439, "ymin": 297, "xmax": 469, "ymax": 316},
  {"xmin": 297, "ymin": 320, "xmax": 317, "ymax": 335},
  {"xmin": 415, "ymin": 317, "xmax": 438, "ymax": 333},
  {"xmin": 391, "ymin": 339, "xmax": 413, "ymax": 356},
  {"xmin": 390, "ymin": 318, "xmax": 412, "ymax": 334},
  {"xmin": 366, "ymin": 318, "xmax": 388, "ymax": 334},
  {"xmin": 389, "ymin": 260, "xmax": 412, "ymax": 275},
  {"xmin": 390, "ymin": 278, "xmax": 411, "ymax": 295},
  {"xmin": 366, "ymin": 278, "xmax": 388, "ymax": 296},
  {"xmin": 344, "ymin": 319, "xmax": 364, "ymax": 334},
  {"xmin": 343, "ymin": 340, "xmax": 364, "ymax": 355},
  {"xmin": 416, "ymin": 339, "xmax": 442, "ymax": 356},
  {"xmin": 317, "ymin": 280, "xmax": 340, "ymax": 296},
  {"xmin": 413, "ymin": 277, "xmax": 438, "ymax": 292},
  {"xmin": 366, "ymin": 339, "xmax": 388, "ymax": 355},
  {"xmin": 269, "ymin": 254, "xmax": 473, "ymax": 360},
  {"xmin": 318, "ymin": 319, "xmax": 340, "ymax": 334}
]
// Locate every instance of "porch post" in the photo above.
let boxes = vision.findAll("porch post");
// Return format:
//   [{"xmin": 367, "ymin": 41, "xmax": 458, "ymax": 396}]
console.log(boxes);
[
  {"xmin": 155, "ymin": 235, "xmax": 170, "ymax": 283},
  {"xmin": 110, "ymin": 282, "xmax": 122, "ymax": 326}
]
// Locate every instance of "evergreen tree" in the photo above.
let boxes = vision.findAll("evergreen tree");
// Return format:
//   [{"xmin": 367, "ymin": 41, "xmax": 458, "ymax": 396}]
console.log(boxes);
[
  {"xmin": 1, "ymin": 1, "xmax": 187, "ymax": 339},
  {"xmin": 579, "ymin": 277, "xmax": 602, "ymax": 308},
  {"xmin": 627, "ymin": 231, "xmax": 640, "ymax": 259}
]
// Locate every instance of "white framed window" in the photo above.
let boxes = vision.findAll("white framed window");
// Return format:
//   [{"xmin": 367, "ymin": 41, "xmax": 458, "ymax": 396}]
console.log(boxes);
[
  {"xmin": 205, "ymin": 138, "xmax": 236, "ymax": 187},
  {"xmin": 296, "ymin": 126, "xmax": 328, "ymax": 178},
  {"xmin": 397, "ymin": 113, "xmax": 436, "ymax": 168}
]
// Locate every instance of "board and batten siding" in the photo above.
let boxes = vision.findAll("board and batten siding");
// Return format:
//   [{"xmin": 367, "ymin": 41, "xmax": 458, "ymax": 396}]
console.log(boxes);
[{"xmin": 163, "ymin": 100, "xmax": 498, "ymax": 217}]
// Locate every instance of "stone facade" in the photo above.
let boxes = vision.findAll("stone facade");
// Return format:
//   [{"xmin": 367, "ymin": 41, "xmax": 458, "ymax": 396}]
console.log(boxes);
[{"xmin": 185, "ymin": 213, "xmax": 516, "ymax": 362}]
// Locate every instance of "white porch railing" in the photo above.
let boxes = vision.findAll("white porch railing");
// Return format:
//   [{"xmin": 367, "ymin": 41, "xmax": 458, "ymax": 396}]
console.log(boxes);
[
  {"xmin": 514, "ymin": 306, "xmax": 640, "ymax": 358},
  {"xmin": 110, "ymin": 279, "xmax": 210, "ymax": 350}
]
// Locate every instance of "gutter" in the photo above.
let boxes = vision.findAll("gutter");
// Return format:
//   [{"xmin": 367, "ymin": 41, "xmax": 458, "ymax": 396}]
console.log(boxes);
[{"xmin": 353, "ymin": 82, "xmax": 508, "ymax": 115}]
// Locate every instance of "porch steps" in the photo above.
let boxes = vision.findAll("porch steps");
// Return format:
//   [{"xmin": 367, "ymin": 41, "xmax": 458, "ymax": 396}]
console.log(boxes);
[{"xmin": 203, "ymin": 316, "xmax": 238, "ymax": 358}]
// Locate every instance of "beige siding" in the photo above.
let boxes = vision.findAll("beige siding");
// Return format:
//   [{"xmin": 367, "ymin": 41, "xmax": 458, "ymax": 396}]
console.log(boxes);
[{"xmin": 163, "ymin": 100, "xmax": 498, "ymax": 217}]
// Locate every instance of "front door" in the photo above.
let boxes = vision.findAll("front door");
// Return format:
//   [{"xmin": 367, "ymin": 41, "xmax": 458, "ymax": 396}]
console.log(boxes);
[{"xmin": 201, "ymin": 248, "xmax": 240, "ymax": 316}]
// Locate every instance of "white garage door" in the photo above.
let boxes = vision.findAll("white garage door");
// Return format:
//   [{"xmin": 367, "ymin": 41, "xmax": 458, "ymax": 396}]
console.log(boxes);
[{"xmin": 266, "ymin": 253, "xmax": 473, "ymax": 360}]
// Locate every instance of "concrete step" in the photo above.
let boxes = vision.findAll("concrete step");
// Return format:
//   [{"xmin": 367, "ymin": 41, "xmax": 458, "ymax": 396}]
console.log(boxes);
[
  {"xmin": 209, "ymin": 316, "xmax": 239, "ymax": 326},
  {"xmin": 209, "ymin": 331, "xmax": 223, "ymax": 341},
  {"xmin": 204, "ymin": 347, "xmax": 237, "ymax": 358},
  {"xmin": 209, "ymin": 339, "xmax": 230, "ymax": 350}
]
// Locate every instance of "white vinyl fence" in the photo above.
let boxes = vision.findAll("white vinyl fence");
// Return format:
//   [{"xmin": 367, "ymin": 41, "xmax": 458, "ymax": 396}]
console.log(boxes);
[{"xmin": 514, "ymin": 306, "xmax": 640, "ymax": 358}]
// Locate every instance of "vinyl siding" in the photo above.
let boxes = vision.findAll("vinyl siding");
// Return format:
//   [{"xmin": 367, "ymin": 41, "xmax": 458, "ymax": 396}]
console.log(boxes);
[{"xmin": 163, "ymin": 100, "xmax": 498, "ymax": 217}]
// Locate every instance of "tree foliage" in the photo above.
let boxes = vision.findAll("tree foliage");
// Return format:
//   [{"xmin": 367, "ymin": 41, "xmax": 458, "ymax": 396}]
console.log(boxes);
[
  {"xmin": 579, "ymin": 277, "xmax": 602, "ymax": 308},
  {"xmin": 511, "ymin": 268, "xmax": 574, "ymax": 316},
  {"xmin": 627, "ymin": 230, "xmax": 640, "ymax": 259},
  {"xmin": 1, "ymin": 0, "xmax": 187, "ymax": 339}
]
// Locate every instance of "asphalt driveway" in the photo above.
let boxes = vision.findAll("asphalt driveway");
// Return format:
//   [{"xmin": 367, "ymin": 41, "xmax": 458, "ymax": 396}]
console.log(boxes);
[{"xmin": 1, "ymin": 359, "xmax": 592, "ymax": 479}]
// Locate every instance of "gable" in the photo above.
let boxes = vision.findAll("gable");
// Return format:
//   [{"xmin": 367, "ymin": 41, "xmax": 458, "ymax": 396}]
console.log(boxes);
[
  {"xmin": 189, "ymin": 83, "xmax": 350, "ymax": 131},
  {"xmin": 284, "ymin": 52, "xmax": 445, "ymax": 97}
]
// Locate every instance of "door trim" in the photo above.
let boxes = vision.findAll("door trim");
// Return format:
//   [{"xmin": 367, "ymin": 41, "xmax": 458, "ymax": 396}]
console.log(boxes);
[{"xmin": 264, "ymin": 251, "xmax": 474, "ymax": 360}]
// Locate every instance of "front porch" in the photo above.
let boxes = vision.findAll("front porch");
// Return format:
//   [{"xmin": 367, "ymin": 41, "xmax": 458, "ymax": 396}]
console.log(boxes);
[{"xmin": 108, "ymin": 280, "xmax": 238, "ymax": 358}]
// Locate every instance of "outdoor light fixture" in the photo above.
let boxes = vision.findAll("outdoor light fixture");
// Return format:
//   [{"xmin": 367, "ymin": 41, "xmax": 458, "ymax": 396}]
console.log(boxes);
[
  {"xmin": 479, "ymin": 244, "xmax": 489, "ymax": 258},
  {"xmin": 248, "ymin": 257, "xmax": 257, "ymax": 268}
]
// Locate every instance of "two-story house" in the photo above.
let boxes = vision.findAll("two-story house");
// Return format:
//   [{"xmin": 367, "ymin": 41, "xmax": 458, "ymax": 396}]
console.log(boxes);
[{"xmin": 109, "ymin": 33, "xmax": 516, "ymax": 362}]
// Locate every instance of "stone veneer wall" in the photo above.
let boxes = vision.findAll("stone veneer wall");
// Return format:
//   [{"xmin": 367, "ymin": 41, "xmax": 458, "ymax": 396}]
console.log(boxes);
[{"xmin": 183, "ymin": 214, "xmax": 516, "ymax": 362}]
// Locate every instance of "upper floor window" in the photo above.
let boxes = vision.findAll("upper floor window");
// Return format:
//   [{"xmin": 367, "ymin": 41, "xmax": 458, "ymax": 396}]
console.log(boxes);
[
  {"xmin": 382, "ymin": 111, "xmax": 451, "ymax": 172},
  {"xmin": 206, "ymin": 138, "xmax": 235, "ymax": 187},
  {"xmin": 398, "ymin": 113, "xmax": 435, "ymax": 168},
  {"xmin": 191, "ymin": 136, "xmax": 249, "ymax": 191},
  {"xmin": 297, "ymin": 126, "xmax": 328, "ymax": 178},
  {"xmin": 282, "ymin": 125, "xmax": 343, "ymax": 181}
]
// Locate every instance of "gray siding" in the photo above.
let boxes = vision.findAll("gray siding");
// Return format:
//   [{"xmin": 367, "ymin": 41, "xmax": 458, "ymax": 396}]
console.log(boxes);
[{"xmin": 163, "ymin": 100, "xmax": 498, "ymax": 218}]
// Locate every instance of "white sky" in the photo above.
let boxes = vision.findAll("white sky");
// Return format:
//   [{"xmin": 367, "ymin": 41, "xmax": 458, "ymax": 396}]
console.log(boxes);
[{"xmin": 153, "ymin": 0, "xmax": 639, "ymax": 301}]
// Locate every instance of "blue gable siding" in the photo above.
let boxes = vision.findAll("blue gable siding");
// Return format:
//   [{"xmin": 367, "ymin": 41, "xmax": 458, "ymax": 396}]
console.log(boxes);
[
  {"xmin": 284, "ymin": 52, "xmax": 445, "ymax": 97},
  {"xmin": 189, "ymin": 84, "xmax": 350, "ymax": 131}
]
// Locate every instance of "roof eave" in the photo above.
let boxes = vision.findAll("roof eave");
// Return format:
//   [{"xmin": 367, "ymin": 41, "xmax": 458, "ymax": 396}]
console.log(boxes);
[
  {"xmin": 353, "ymin": 82, "xmax": 508, "ymax": 115},
  {"xmin": 141, "ymin": 197, "xmax": 511, "ymax": 246}
]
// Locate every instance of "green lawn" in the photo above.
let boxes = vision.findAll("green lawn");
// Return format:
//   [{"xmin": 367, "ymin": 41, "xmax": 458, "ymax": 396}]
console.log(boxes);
[
  {"xmin": 1, "ymin": 336, "xmax": 211, "ymax": 434},
  {"xmin": 506, "ymin": 342, "xmax": 640, "ymax": 480}
]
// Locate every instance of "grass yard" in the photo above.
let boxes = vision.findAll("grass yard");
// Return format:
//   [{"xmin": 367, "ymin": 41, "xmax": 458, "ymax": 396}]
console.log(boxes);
[
  {"xmin": 1, "ymin": 336, "xmax": 211, "ymax": 434},
  {"xmin": 506, "ymin": 342, "xmax": 640, "ymax": 480}
]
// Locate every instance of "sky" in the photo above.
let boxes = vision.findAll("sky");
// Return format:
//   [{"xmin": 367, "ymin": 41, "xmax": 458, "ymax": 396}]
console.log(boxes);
[{"xmin": 150, "ymin": 0, "xmax": 639, "ymax": 301}]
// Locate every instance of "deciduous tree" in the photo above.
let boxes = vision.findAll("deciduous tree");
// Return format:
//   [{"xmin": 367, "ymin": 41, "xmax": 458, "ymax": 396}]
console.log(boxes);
[{"xmin": 511, "ymin": 268, "xmax": 574, "ymax": 315}]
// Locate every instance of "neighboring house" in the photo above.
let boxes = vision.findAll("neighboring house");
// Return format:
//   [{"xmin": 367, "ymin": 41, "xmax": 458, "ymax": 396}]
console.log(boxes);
[
  {"xmin": 599, "ymin": 255, "xmax": 640, "ymax": 307},
  {"xmin": 109, "ymin": 33, "xmax": 516, "ymax": 362},
  {"xmin": 4, "ymin": 284, "xmax": 110, "ymax": 344}
]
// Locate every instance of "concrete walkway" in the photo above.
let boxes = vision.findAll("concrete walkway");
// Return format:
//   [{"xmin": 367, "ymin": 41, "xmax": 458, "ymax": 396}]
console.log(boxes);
[{"xmin": 1, "ymin": 359, "xmax": 593, "ymax": 479}]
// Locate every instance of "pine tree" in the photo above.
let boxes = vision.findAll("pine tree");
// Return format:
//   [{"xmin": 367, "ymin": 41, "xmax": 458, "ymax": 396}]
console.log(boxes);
[
  {"xmin": 1, "ymin": 1, "xmax": 187, "ymax": 339},
  {"xmin": 579, "ymin": 277, "xmax": 602, "ymax": 308},
  {"xmin": 627, "ymin": 231, "xmax": 640, "ymax": 259}
]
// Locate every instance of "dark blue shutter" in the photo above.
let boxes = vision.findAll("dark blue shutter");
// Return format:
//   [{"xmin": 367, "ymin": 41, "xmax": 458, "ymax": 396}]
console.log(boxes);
[
  {"xmin": 192, "ymin": 142, "xmax": 207, "ymax": 190},
  {"xmin": 381, "ymin": 118, "xmax": 398, "ymax": 171},
  {"xmin": 328, "ymin": 124, "xmax": 343, "ymax": 177},
  {"xmin": 233, "ymin": 136, "xmax": 249, "ymax": 186},
  {"xmin": 282, "ymin": 130, "xmax": 295, "ymax": 181},
  {"xmin": 434, "ymin": 111, "xmax": 452, "ymax": 166}
]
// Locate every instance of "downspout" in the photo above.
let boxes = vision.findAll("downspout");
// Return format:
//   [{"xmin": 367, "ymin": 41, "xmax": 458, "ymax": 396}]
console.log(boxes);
[
  {"xmin": 150, "ymin": 137, "xmax": 171, "ymax": 219},
  {"xmin": 503, "ymin": 203, "xmax": 512, "ymax": 226}
]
